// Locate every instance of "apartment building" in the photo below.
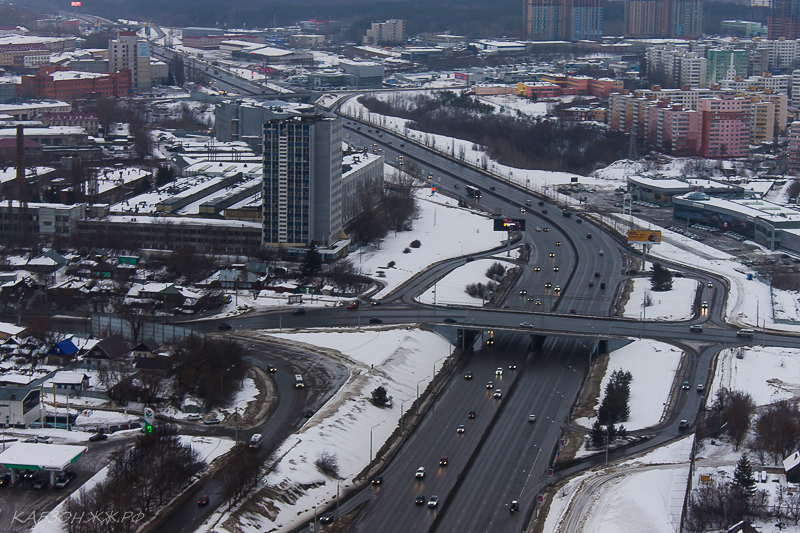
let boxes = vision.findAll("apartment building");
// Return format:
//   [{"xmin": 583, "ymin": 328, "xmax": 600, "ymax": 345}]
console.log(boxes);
[
  {"xmin": 699, "ymin": 95, "xmax": 752, "ymax": 158},
  {"xmin": 108, "ymin": 31, "xmax": 150, "ymax": 90}
]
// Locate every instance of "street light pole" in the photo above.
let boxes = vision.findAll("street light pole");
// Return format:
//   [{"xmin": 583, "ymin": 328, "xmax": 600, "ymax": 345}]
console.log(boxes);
[
  {"xmin": 370, "ymin": 421, "xmax": 384, "ymax": 461},
  {"xmin": 400, "ymin": 398, "xmax": 409, "ymax": 431},
  {"xmin": 416, "ymin": 377, "xmax": 428, "ymax": 414}
]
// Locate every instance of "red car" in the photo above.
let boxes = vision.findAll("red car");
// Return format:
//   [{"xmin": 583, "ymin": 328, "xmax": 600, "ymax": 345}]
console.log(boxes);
[
  {"xmin": 542, "ymin": 209, "xmax": 548, "ymax": 214},
  {"xmin": 198, "ymin": 495, "xmax": 210, "ymax": 506},
  {"xmin": 347, "ymin": 302, "xmax": 359, "ymax": 310}
]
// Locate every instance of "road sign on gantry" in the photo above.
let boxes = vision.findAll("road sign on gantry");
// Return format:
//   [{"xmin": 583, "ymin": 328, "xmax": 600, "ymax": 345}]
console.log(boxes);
[
  {"xmin": 493, "ymin": 218, "xmax": 526, "ymax": 231},
  {"xmin": 627, "ymin": 230, "xmax": 661, "ymax": 244}
]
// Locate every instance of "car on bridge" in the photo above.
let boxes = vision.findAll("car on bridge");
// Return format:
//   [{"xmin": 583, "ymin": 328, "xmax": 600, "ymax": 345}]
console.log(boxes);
[
  {"xmin": 520, "ymin": 322, "xmax": 533, "ymax": 328},
  {"xmin": 443, "ymin": 317, "xmax": 457, "ymax": 323}
]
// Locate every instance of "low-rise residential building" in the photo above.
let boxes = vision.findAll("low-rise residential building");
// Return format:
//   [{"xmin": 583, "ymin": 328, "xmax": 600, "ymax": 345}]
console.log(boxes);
[{"xmin": 0, "ymin": 387, "xmax": 40, "ymax": 428}]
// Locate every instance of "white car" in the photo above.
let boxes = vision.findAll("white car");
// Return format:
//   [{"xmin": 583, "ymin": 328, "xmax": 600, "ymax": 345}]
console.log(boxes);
[
  {"xmin": 519, "ymin": 322, "xmax": 533, "ymax": 328},
  {"xmin": 493, "ymin": 389, "xmax": 502, "ymax": 398},
  {"xmin": 428, "ymin": 495, "xmax": 439, "ymax": 507},
  {"xmin": 529, "ymin": 414, "xmax": 537, "ymax": 423},
  {"xmin": 495, "ymin": 367, "xmax": 503, "ymax": 376},
  {"xmin": 186, "ymin": 414, "xmax": 203, "ymax": 421},
  {"xmin": 415, "ymin": 467, "xmax": 426, "ymax": 478},
  {"xmin": 599, "ymin": 250, "xmax": 604, "ymax": 255},
  {"xmin": 35, "ymin": 435, "xmax": 53, "ymax": 444}
]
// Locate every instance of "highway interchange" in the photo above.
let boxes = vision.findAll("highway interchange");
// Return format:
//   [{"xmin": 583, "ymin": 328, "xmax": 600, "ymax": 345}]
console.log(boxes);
[
  {"xmin": 76, "ymin": 34, "xmax": 797, "ymax": 528},
  {"xmin": 178, "ymin": 116, "xmax": 800, "ymax": 532}
]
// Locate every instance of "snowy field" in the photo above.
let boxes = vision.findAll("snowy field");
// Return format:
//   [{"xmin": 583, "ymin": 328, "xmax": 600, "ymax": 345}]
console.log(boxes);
[
  {"xmin": 216, "ymin": 377, "xmax": 258, "ymax": 418},
  {"xmin": 543, "ymin": 437, "xmax": 693, "ymax": 533},
  {"xmin": 196, "ymin": 327, "xmax": 452, "ymax": 533},
  {"xmin": 357, "ymin": 185, "xmax": 505, "ymax": 299},
  {"xmin": 622, "ymin": 277, "xmax": 698, "ymax": 321},
  {"xmin": 708, "ymin": 346, "xmax": 800, "ymax": 407},
  {"xmin": 417, "ymin": 258, "xmax": 506, "ymax": 306},
  {"xmin": 477, "ymin": 94, "xmax": 550, "ymax": 118},
  {"xmin": 575, "ymin": 339, "xmax": 683, "ymax": 431}
]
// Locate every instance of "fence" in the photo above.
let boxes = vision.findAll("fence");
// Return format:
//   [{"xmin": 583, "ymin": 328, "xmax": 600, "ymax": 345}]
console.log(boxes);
[{"xmin": 92, "ymin": 315, "xmax": 203, "ymax": 344}]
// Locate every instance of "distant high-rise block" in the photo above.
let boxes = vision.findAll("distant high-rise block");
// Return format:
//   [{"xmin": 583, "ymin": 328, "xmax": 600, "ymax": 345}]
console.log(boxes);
[
  {"xmin": 769, "ymin": 0, "xmax": 800, "ymax": 39},
  {"xmin": 623, "ymin": 0, "xmax": 702, "ymax": 38},
  {"xmin": 524, "ymin": 0, "xmax": 602, "ymax": 41}
]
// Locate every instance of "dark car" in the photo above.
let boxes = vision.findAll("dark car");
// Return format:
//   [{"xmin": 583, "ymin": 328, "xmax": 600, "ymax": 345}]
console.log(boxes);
[
  {"xmin": 416, "ymin": 494, "xmax": 425, "ymax": 505},
  {"xmin": 32, "ymin": 479, "xmax": 47, "ymax": 490},
  {"xmin": 89, "ymin": 433, "xmax": 108, "ymax": 442},
  {"xmin": 468, "ymin": 410, "xmax": 476, "ymax": 418},
  {"xmin": 218, "ymin": 323, "xmax": 232, "ymax": 331},
  {"xmin": 304, "ymin": 409, "xmax": 314, "ymax": 418},
  {"xmin": 0, "ymin": 472, "xmax": 10, "ymax": 485},
  {"xmin": 464, "ymin": 371, "xmax": 473, "ymax": 379},
  {"xmin": 443, "ymin": 317, "xmax": 457, "ymax": 323},
  {"xmin": 542, "ymin": 209, "xmax": 548, "ymax": 214},
  {"xmin": 538, "ymin": 201, "xmax": 544, "ymax": 206},
  {"xmin": 268, "ymin": 365, "xmax": 278, "ymax": 372},
  {"xmin": 439, "ymin": 456, "xmax": 448, "ymax": 466},
  {"xmin": 372, "ymin": 476, "xmax": 384, "ymax": 485},
  {"xmin": 369, "ymin": 317, "xmax": 383, "ymax": 324},
  {"xmin": 371, "ymin": 300, "xmax": 382, "ymax": 306},
  {"xmin": 198, "ymin": 495, "xmax": 210, "ymax": 506},
  {"xmin": 319, "ymin": 512, "xmax": 335, "ymax": 523},
  {"xmin": 292, "ymin": 308, "xmax": 306, "ymax": 315}
]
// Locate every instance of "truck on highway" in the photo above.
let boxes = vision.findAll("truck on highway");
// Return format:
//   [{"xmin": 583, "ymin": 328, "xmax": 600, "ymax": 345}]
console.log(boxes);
[{"xmin": 465, "ymin": 185, "xmax": 481, "ymax": 200}]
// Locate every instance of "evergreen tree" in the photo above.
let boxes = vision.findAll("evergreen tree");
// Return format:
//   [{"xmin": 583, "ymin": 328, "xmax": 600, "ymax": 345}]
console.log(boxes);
[
  {"xmin": 651, "ymin": 263, "xmax": 673, "ymax": 291},
  {"xmin": 301, "ymin": 242, "xmax": 322, "ymax": 277},
  {"xmin": 591, "ymin": 419, "xmax": 607, "ymax": 448},
  {"xmin": 607, "ymin": 424, "xmax": 617, "ymax": 443},
  {"xmin": 733, "ymin": 454, "xmax": 756, "ymax": 496}
]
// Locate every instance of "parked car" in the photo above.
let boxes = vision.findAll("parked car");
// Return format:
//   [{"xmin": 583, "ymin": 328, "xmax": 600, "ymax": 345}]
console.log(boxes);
[
  {"xmin": 32, "ymin": 479, "xmax": 47, "ymax": 490},
  {"xmin": 203, "ymin": 417, "xmax": 221, "ymax": 425},
  {"xmin": 89, "ymin": 433, "xmax": 108, "ymax": 442},
  {"xmin": 35, "ymin": 435, "xmax": 53, "ymax": 444},
  {"xmin": 0, "ymin": 472, "xmax": 10, "ymax": 485}
]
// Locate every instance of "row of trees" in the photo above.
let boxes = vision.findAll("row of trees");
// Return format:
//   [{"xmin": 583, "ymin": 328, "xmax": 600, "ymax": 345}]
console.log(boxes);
[
  {"xmin": 347, "ymin": 172, "xmax": 420, "ymax": 247},
  {"xmin": 359, "ymin": 94, "xmax": 628, "ymax": 175},
  {"xmin": 66, "ymin": 425, "xmax": 203, "ymax": 533}
]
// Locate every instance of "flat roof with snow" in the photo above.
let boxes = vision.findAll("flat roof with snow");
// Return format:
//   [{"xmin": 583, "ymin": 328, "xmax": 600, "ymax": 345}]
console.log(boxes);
[{"xmin": 0, "ymin": 443, "xmax": 88, "ymax": 471}]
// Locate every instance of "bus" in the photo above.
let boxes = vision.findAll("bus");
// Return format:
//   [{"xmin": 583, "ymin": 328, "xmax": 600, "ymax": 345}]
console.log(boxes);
[
  {"xmin": 295, "ymin": 374, "xmax": 305, "ymax": 388},
  {"xmin": 465, "ymin": 185, "xmax": 481, "ymax": 200}
]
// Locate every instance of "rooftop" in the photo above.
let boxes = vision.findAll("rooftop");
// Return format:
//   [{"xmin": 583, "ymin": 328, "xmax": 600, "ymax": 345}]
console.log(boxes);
[{"xmin": 0, "ymin": 443, "xmax": 88, "ymax": 471}]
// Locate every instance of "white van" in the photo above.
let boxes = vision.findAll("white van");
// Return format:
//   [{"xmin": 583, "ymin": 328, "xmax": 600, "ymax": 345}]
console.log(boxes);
[
  {"xmin": 249, "ymin": 433, "xmax": 263, "ymax": 449},
  {"xmin": 736, "ymin": 328, "xmax": 755, "ymax": 338}
]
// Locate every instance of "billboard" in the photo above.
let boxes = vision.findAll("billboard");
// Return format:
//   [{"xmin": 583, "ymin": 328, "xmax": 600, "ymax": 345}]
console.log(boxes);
[
  {"xmin": 627, "ymin": 230, "xmax": 661, "ymax": 243},
  {"xmin": 494, "ymin": 218, "xmax": 526, "ymax": 232},
  {"xmin": 71, "ymin": 1, "xmax": 81, "ymax": 5}
]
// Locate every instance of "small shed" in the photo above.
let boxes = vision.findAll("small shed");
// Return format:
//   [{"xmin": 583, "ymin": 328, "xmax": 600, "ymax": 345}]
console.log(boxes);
[{"xmin": 131, "ymin": 338, "xmax": 160, "ymax": 359}]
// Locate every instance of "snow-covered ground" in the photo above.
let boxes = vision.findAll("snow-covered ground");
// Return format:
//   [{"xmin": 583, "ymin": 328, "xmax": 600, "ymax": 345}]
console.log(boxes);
[
  {"xmin": 575, "ymin": 339, "xmax": 683, "ymax": 431},
  {"xmin": 622, "ymin": 277, "xmax": 698, "ymax": 321},
  {"xmin": 196, "ymin": 327, "xmax": 453, "ymax": 533},
  {"xmin": 708, "ymin": 346, "xmax": 800, "ymax": 407},
  {"xmin": 357, "ymin": 185, "xmax": 505, "ymax": 299},
  {"xmin": 477, "ymin": 94, "xmax": 550, "ymax": 118},
  {"xmin": 772, "ymin": 288, "xmax": 800, "ymax": 323},
  {"xmin": 216, "ymin": 377, "xmax": 259, "ymax": 418},
  {"xmin": 543, "ymin": 436, "xmax": 693, "ymax": 533},
  {"xmin": 417, "ymin": 258, "xmax": 506, "ymax": 306}
]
